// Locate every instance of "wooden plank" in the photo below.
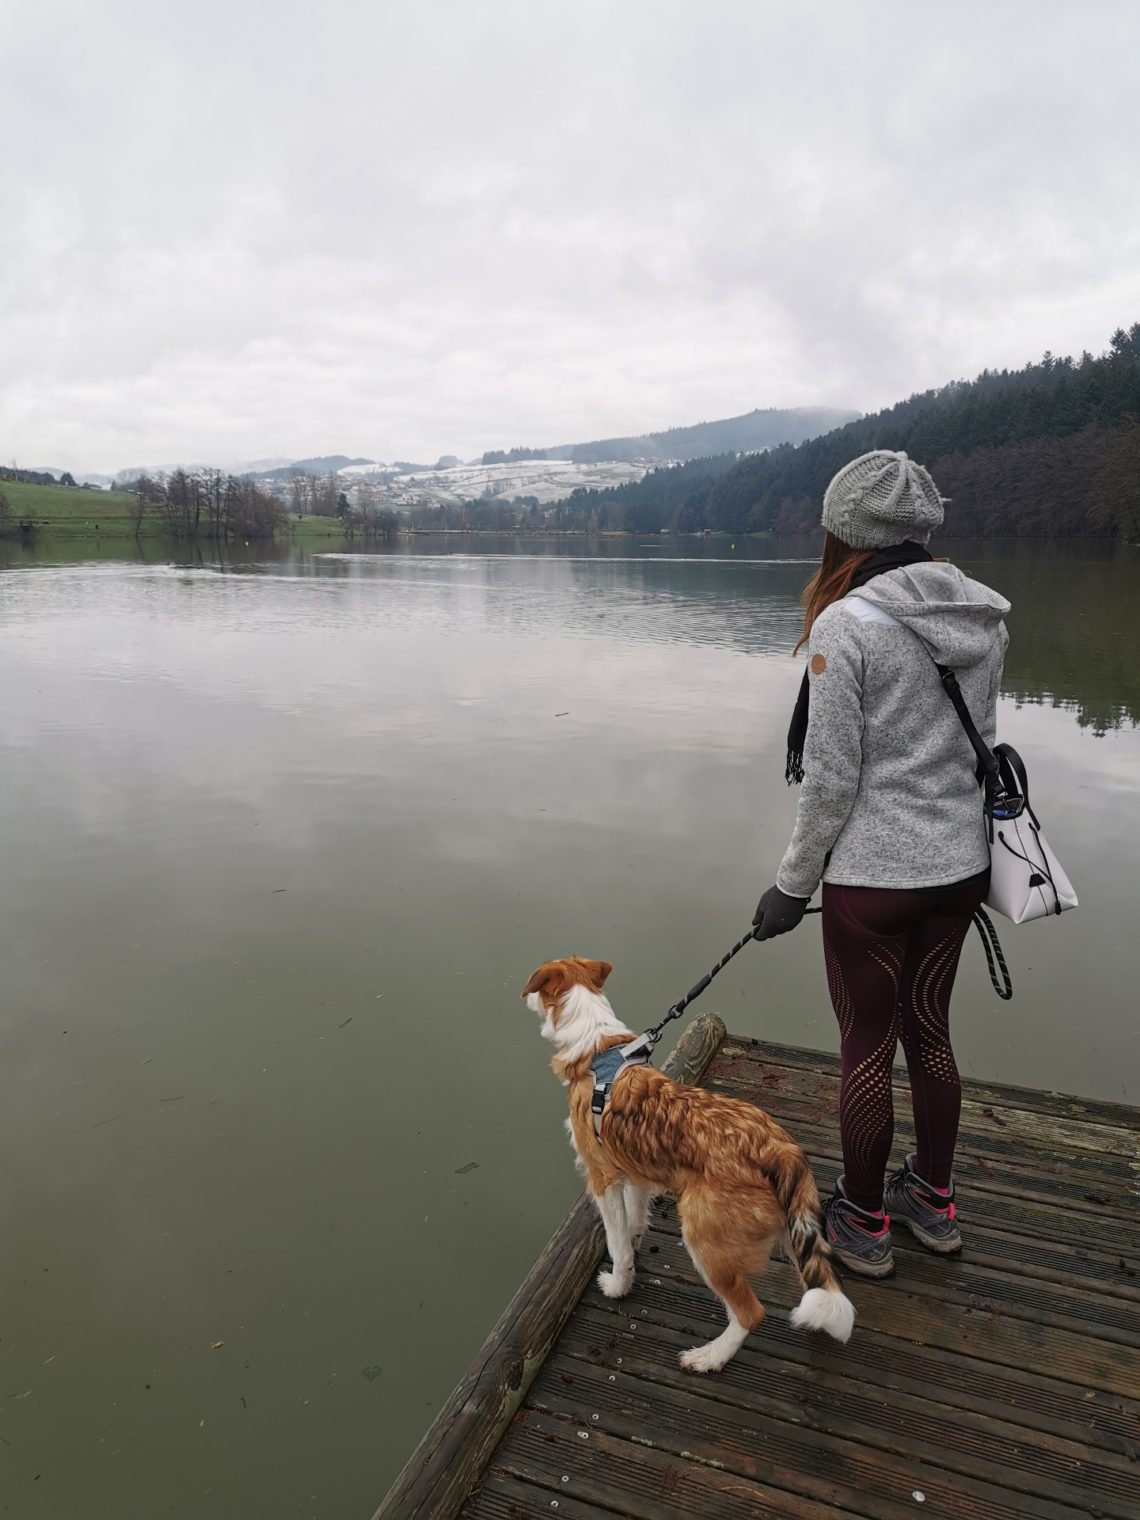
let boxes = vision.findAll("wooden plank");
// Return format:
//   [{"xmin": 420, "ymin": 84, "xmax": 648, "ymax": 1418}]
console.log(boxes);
[
  {"xmin": 706, "ymin": 1060, "xmax": 1140, "ymax": 1163},
  {"xmin": 693, "ymin": 1102, "xmax": 1140, "ymax": 1242},
  {"xmin": 716, "ymin": 1039, "xmax": 1140, "ymax": 1132},
  {"xmin": 703, "ymin": 1071, "xmax": 1140, "ymax": 1184},
  {"xmin": 580, "ymin": 1288, "xmax": 1140, "ymax": 1453},
  {"xmin": 525, "ymin": 1355, "xmax": 1102, "ymax": 1520},
  {"xmin": 641, "ymin": 1218, "xmax": 1140, "ymax": 1341},
  {"xmin": 576, "ymin": 1292, "xmax": 1140, "ymax": 1455},
  {"xmin": 890, "ymin": 1217, "xmax": 1140, "ymax": 1297},
  {"xmin": 372, "ymin": 1013, "xmax": 727, "ymax": 1520},
  {"xmin": 488, "ymin": 1413, "xmax": 851, "ymax": 1520},
  {"xmin": 460, "ymin": 1472, "xmax": 624, "ymax": 1519},
  {"xmin": 579, "ymin": 1251, "xmax": 1140, "ymax": 1401},
  {"xmin": 560, "ymin": 1305, "xmax": 1140, "ymax": 1502}
]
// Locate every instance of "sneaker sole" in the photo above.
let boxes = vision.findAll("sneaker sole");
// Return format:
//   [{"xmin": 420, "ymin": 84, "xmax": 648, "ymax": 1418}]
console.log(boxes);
[
  {"xmin": 830, "ymin": 1245, "xmax": 896, "ymax": 1279},
  {"xmin": 892, "ymin": 1213, "xmax": 962, "ymax": 1255}
]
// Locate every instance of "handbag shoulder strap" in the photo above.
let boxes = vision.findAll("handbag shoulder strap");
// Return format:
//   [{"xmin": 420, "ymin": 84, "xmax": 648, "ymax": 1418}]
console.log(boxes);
[{"xmin": 934, "ymin": 664, "xmax": 1002, "ymax": 798}]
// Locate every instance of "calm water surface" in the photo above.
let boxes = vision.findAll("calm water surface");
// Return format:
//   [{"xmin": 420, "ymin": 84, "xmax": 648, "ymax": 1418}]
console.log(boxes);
[{"xmin": 1, "ymin": 535, "xmax": 1137, "ymax": 1516}]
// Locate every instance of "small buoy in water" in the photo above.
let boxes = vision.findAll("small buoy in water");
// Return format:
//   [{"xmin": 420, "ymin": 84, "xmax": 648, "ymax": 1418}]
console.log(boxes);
[{"xmin": 913, "ymin": 1494, "xmax": 926, "ymax": 1504}]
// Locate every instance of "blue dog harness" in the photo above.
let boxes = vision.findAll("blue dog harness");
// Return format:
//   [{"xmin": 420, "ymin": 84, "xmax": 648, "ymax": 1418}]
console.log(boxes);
[{"xmin": 590, "ymin": 1035, "xmax": 653, "ymax": 1135}]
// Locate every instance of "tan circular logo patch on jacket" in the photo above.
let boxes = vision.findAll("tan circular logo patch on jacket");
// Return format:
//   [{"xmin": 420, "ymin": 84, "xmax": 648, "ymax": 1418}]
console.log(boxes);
[{"xmin": 811, "ymin": 653, "xmax": 827, "ymax": 675}]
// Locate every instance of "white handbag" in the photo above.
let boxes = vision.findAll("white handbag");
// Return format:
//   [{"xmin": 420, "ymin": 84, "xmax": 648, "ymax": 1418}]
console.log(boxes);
[
  {"xmin": 981, "ymin": 746, "xmax": 1079, "ymax": 923},
  {"xmin": 935, "ymin": 669, "xmax": 1078, "ymax": 924}
]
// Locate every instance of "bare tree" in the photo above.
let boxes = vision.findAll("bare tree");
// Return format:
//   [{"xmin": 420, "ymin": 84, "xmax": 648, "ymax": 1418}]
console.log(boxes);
[
  {"xmin": 353, "ymin": 479, "xmax": 376, "ymax": 523},
  {"xmin": 316, "ymin": 472, "xmax": 340, "ymax": 516},
  {"xmin": 200, "ymin": 467, "xmax": 225, "ymax": 539},
  {"xmin": 288, "ymin": 473, "xmax": 310, "ymax": 516}
]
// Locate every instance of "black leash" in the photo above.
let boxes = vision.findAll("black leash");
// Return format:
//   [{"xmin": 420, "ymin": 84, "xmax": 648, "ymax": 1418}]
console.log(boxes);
[
  {"xmin": 632, "ymin": 901, "xmax": 1010, "ymax": 1056},
  {"xmin": 971, "ymin": 906, "xmax": 1013, "ymax": 1000},
  {"xmin": 630, "ymin": 909, "xmax": 823, "ymax": 1055}
]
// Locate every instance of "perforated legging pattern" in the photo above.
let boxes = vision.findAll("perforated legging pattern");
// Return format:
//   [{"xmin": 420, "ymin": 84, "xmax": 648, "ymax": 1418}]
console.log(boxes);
[{"xmin": 821, "ymin": 871, "xmax": 988, "ymax": 1211}]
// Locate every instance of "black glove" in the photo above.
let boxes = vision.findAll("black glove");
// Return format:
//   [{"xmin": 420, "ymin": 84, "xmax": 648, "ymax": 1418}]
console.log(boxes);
[{"xmin": 752, "ymin": 884, "xmax": 809, "ymax": 941}]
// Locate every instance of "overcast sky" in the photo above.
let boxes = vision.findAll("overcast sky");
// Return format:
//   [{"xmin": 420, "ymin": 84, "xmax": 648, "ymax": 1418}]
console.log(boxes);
[{"xmin": 3, "ymin": 1, "xmax": 1139, "ymax": 473}]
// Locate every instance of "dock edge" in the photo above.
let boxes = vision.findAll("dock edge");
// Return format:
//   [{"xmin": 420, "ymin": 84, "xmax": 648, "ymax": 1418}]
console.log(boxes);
[{"xmin": 371, "ymin": 1011, "xmax": 727, "ymax": 1520}]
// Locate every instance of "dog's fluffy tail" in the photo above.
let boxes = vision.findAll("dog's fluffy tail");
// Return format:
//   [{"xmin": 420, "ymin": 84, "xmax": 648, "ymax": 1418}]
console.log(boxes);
[{"xmin": 779, "ymin": 1161, "xmax": 855, "ymax": 1344}]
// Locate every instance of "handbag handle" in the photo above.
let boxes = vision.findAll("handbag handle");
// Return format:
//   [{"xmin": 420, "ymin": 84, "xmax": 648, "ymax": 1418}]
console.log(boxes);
[{"xmin": 993, "ymin": 742, "xmax": 1034, "ymax": 820}]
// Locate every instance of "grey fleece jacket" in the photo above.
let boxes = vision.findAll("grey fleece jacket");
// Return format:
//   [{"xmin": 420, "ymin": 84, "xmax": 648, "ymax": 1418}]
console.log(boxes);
[{"xmin": 777, "ymin": 562, "xmax": 1010, "ymax": 897}]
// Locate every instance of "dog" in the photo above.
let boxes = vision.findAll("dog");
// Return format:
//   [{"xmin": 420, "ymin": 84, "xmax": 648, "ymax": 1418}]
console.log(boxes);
[{"xmin": 523, "ymin": 955, "xmax": 854, "ymax": 1371}]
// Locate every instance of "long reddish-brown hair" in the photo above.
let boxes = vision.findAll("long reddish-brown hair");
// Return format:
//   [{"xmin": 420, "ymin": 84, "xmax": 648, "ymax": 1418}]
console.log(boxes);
[{"xmin": 794, "ymin": 531, "xmax": 876, "ymax": 653}]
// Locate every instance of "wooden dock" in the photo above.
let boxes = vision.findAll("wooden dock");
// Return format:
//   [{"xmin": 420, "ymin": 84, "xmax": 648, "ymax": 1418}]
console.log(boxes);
[{"xmin": 375, "ymin": 1017, "xmax": 1140, "ymax": 1520}]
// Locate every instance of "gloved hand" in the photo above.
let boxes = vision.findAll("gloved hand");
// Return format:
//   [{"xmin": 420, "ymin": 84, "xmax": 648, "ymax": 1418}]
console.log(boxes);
[{"xmin": 752, "ymin": 884, "xmax": 809, "ymax": 941}]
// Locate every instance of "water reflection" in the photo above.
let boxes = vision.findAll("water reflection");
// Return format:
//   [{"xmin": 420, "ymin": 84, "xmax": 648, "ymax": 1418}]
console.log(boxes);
[
  {"xmin": 1, "ymin": 535, "xmax": 1137, "ymax": 1518},
  {"xmin": 5, "ymin": 533, "xmax": 1136, "ymax": 728}
]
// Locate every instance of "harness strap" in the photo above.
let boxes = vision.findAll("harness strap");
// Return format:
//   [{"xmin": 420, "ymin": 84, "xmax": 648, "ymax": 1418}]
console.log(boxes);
[{"xmin": 591, "ymin": 1041, "xmax": 653, "ymax": 1134}]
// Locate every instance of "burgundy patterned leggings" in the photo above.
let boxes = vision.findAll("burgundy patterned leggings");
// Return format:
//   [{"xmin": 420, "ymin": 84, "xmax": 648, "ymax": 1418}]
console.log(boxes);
[{"xmin": 821, "ymin": 870, "xmax": 989, "ymax": 1212}]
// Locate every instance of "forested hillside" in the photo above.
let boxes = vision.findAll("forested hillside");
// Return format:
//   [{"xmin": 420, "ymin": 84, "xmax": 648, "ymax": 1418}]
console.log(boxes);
[{"xmin": 557, "ymin": 325, "xmax": 1140, "ymax": 538}]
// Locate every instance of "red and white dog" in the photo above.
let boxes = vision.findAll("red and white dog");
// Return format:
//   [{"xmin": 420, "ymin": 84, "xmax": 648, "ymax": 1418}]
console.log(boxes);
[{"xmin": 524, "ymin": 955, "xmax": 854, "ymax": 1372}]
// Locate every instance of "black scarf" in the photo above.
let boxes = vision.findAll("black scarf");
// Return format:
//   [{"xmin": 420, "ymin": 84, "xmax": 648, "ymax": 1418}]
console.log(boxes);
[{"xmin": 785, "ymin": 541, "xmax": 933, "ymax": 785}]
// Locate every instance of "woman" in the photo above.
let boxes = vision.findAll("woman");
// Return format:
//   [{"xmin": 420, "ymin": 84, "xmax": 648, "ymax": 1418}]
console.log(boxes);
[{"xmin": 752, "ymin": 450, "xmax": 1009, "ymax": 1278}]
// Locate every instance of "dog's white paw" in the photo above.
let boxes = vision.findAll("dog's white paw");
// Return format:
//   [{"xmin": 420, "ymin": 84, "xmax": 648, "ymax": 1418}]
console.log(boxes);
[
  {"xmin": 679, "ymin": 1343, "xmax": 728, "ymax": 1374},
  {"xmin": 597, "ymin": 1268, "xmax": 633, "ymax": 1299}
]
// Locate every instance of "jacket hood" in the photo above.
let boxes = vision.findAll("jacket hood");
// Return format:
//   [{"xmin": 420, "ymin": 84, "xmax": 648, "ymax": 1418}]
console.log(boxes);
[{"xmin": 846, "ymin": 561, "xmax": 1010, "ymax": 670}]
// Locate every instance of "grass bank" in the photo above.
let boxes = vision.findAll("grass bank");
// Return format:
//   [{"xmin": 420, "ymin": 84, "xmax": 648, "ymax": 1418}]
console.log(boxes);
[
  {"xmin": 0, "ymin": 481, "xmax": 353, "ymax": 544},
  {"xmin": 2, "ymin": 479, "xmax": 142, "ymax": 536}
]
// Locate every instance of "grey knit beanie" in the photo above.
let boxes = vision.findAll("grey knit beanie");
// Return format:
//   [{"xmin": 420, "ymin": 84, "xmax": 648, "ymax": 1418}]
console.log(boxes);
[{"xmin": 821, "ymin": 449, "xmax": 946, "ymax": 549}]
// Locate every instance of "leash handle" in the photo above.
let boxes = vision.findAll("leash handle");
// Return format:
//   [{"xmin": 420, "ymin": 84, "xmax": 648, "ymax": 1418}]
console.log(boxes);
[{"xmin": 972, "ymin": 906, "xmax": 1013, "ymax": 1000}]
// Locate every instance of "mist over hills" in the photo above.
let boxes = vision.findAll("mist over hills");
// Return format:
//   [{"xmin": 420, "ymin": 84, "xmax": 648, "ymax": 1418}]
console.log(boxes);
[{"xmin": 30, "ymin": 404, "xmax": 857, "ymax": 488}]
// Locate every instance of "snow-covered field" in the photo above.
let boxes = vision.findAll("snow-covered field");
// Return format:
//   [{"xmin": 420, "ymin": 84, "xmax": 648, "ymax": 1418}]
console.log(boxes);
[{"xmin": 339, "ymin": 457, "xmax": 648, "ymax": 506}]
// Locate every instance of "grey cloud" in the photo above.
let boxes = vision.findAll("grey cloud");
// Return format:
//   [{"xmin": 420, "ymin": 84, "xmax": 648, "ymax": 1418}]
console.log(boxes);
[{"xmin": 2, "ymin": 0, "xmax": 1138, "ymax": 472}]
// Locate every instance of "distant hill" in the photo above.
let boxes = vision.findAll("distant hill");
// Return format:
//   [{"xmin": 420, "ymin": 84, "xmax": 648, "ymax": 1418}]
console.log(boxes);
[
  {"xmin": 536, "ymin": 406, "xmax": 860, "ymax": 465},
  {"xmin": 262, "ymin": 454, "xmax": 374, "ymax": 480}
]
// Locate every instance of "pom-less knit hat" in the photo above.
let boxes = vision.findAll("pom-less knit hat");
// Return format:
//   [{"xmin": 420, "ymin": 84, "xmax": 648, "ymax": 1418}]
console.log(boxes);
[{"xmin": 821, "ymin": 449, "xmax": 946, "ymax": 549}]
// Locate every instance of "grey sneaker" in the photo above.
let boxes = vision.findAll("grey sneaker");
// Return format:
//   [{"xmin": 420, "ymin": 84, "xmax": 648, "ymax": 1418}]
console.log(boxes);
[
  {"xmin": 823, "ymin": 1178, "xmax": 895, "ymax": 1278},
  {"xmin": 885, "ymin": 1154, "xmax": 962, "ymax": 1254}
]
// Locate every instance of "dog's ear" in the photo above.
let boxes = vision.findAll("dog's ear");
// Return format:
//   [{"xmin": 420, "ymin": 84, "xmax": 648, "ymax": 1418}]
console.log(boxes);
[
  {"xmin": 574, "ymin": 957, "xmax": 612, "ymax": 989},
  {"xmin": 522, "ymin": 964, "xmax": 556, "ymax": 999}
]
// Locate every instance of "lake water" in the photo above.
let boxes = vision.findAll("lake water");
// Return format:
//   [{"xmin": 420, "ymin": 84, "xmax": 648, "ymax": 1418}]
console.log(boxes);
[{"xmin": 1, "ymin": 534, "xmax": 1137, "ymax": 1517}]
